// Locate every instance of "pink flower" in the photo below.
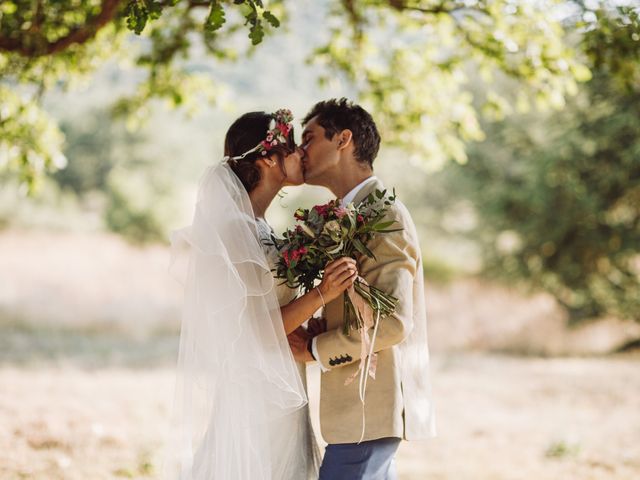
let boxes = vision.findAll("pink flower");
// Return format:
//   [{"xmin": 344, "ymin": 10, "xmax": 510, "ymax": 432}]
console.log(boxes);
[
  {"xmin": 334, "ymin": 206, "xmax": 348, "ymax": 219},
  {"xmin": 261, "ymin": 140, "xmax": 272, "ymax": 150},
  {"xmin": 282, "ymin": 250, "xmax": 290, "ymax": 266},
  {"xmin": 357, "ymin": 214, "xmax": 364, "ymax": 223}
]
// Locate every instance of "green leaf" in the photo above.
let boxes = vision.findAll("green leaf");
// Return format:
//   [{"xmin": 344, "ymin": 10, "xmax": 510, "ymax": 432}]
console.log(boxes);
[
  {"xmin": 346, "ymin": 213, "xmax": 356, "ymax": 229},
  {"xmin": 206, "ymin": 2, "xmax": 226, "ymax": 32},
  {"xmin": 125, "ymin": 2, "xmax": 148, "ymax": 35},
  {"xmin": 352, "ymin": 238, "xmax": 375, "ymax": 259},
  {"xmin": 374, "ymin": 220, "xmax": 397, "ymax": 230},
  {"xmin": 147, "ymin": 1, "xmax": 163, "ymax": 20},
  {"xmin": 249, "ymin": 21, "xmax": 264, "ymax": 44},
  {"xmin": 263, "ymin": 11, "xmax": 280, "ymax": 28}
]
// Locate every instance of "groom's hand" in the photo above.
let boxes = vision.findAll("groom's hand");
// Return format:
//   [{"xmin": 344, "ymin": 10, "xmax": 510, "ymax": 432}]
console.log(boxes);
[
  {"xmin": 288, "ymin": 326, "xmax": 314, "ymax": 362},
  {"xmin": 307, "ymin": 316, "xmax": 327, "ymax": 338}
]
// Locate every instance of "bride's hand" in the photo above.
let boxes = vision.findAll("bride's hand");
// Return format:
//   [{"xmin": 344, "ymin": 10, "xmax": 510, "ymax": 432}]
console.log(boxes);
[{"xmin": 317, "ymin": 257, "xmax": 358, "ymax": 303}]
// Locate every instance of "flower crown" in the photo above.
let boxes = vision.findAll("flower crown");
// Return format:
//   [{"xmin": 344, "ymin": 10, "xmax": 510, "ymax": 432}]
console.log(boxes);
[{"xmin": 224, "ymin": 109, "xmax": 294, "ymax": 162}]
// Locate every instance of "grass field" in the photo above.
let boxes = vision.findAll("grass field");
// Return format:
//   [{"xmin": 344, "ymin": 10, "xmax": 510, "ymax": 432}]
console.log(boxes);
[
  {"xmin": 1, "ymin": 353, "xmax": 638, "ymax": 479},
  {"xmin": 1, "ymin": 230, "xmax": 638, "ymax": 479}
]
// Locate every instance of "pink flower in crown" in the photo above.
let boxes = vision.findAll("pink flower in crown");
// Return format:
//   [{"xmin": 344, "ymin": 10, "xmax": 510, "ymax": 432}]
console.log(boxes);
[
  {"xmin": 277, "ymin": 123, "xmax": 290, "ymax": 136},
  {"xmin": 266, "ymin": 133, "xmax": 274, "ymax": 142},
  {"xmin": 261, "ymin": 140, "xmax": 272, "ymax": 150}
]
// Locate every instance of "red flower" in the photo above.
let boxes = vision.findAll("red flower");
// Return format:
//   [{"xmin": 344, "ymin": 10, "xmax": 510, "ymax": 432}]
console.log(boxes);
[
  {"xmin": 313, "ymin": 203, "xmax": 330, "ymax": 219},
  {"xmin": 277, "ymin": 123, "xmax": 290, "ymax": 136},
  {"xmin": 282, "ymin": 250, "xmax": 291, "ymax": 266},
  {"xmin": 357, "ymin": 214, "xmax": 365, "ymax": 223}
]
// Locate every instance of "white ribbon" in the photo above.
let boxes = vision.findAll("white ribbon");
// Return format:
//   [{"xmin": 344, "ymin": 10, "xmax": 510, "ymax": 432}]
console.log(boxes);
[{"xmin": 344, "ymin": 277, "xmax": 381, "ymax": 443}]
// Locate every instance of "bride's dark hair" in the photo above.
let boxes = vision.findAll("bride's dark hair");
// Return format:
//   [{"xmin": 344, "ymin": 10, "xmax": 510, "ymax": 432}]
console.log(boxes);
[{"xmin": 224, "ymin": 111, "xmax": 296, "ymax": 193}]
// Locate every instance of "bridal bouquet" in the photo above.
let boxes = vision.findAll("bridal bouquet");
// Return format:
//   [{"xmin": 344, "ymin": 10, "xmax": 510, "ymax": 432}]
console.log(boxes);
[{"xmin": 271, "ymin": 189, "xmax": 401, "ymax": 334}]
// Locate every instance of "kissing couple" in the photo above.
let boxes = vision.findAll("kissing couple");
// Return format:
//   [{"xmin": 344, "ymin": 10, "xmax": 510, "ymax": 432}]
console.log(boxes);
[{"xmin": 168, "ymin": 98, "xmax": 435, "ymax": 480}]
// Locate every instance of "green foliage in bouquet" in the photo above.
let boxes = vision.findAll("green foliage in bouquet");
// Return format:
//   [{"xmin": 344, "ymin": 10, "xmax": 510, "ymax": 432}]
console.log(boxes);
[{"xmin": 270, "ymin": 189, "xmax": 401, "ymax": 333}]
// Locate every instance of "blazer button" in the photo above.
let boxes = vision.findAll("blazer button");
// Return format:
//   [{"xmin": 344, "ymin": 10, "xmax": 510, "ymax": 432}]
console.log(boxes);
[
  {"xmin": 346, "ymin": 355, "xmax": 353, "ymax": 362},
  {"xmin": 329, "ymin": 359, "xmax": 336, "ymax": 366}
]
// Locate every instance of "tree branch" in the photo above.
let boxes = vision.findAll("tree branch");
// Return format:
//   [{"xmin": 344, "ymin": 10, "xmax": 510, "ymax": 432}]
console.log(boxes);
[
  {"xmin": 0, "ymin": 0, "xmax": 122, "ymax": 57},
  {"xmin": 390, "ymin": 1, "xmax": 489, "ymax": 17}
]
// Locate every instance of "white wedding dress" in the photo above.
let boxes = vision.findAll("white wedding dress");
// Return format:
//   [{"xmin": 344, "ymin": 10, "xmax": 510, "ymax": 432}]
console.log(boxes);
[
  {"xmin": 256, "ymin": 217, "xmax": 321, "ymax": 480},
  {"xmin": 167, "ymin": 162, "xmax": 320, "ymax": 480}
]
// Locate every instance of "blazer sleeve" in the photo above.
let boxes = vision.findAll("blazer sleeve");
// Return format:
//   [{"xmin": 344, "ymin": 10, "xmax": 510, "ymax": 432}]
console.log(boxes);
[{"xmin": 313, "ymin": 209, "xmax": 418, "ymax": 370}]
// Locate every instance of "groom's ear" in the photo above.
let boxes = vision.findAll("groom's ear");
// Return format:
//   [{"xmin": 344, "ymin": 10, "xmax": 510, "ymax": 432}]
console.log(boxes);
[{"xmin": 336, "ymin": 129, "xmax": 353, "ymax": 152}]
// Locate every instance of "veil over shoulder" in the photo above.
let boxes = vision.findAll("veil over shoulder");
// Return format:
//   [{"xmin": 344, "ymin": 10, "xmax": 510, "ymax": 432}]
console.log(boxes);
[{"xmin": 165, "ymin": 162, "xmax": 307, "ymax": 479}]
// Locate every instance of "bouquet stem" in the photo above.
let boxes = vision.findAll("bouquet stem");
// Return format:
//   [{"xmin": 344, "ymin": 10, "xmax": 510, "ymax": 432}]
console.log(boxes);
[{"xmin": 342, "ymin": 278, "xmax": 399, "ymax": 335}]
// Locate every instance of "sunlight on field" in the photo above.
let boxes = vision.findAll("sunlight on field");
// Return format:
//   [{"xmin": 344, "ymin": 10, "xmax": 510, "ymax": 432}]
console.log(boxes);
[
  {"xmin": 1, "ymin": 355, "xmax": 639, "ymax": 479},
  {"xmin": 1, "ymin": 230, "xmax": 639, "ymax": 479}
]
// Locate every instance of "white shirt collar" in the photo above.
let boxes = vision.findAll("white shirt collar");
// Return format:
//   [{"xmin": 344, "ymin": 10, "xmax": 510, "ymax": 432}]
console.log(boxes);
[{"xmin": 341, "ymin": 176, "xmax": 378, "ymax": 206}]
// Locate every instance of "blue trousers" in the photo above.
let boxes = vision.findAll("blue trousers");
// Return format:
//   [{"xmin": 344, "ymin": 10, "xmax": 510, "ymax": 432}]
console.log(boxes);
[{"xmin": 318, "ymin": 437, "xmax": 401, "ymax": 480}]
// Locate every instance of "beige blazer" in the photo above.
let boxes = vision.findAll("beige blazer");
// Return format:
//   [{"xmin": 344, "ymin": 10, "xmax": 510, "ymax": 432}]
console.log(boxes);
[{"xmin": 314, "ymin": 179, "xmax": 436, "ymax": 444}]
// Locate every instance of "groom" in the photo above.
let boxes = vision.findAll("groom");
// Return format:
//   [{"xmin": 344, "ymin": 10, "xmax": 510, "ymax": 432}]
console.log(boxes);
[{"xmin": 290, "ymin": 98, "xmax": 436, "ymax": 479}]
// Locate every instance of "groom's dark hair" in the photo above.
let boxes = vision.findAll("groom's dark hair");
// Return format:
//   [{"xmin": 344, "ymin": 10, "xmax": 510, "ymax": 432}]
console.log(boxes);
[{"xmin": 302, "ymin": 98, "xmax": 380, "ymax": 167}]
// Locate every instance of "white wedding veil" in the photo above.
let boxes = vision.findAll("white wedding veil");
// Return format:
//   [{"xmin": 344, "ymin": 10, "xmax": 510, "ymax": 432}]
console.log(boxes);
[{"xmin": 165, "ymin": 162, "xmax": 307, "ymax": 479}]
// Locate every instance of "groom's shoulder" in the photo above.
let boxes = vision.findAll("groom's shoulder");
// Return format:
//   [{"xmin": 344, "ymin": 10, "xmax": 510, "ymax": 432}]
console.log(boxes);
[
  {"xmin": 361, "ymin": 181, "xmax": 416, "ymax": 230},
  {"xmin": 383, "ymin": 196, "xmax": 414, "ymax": 226}
]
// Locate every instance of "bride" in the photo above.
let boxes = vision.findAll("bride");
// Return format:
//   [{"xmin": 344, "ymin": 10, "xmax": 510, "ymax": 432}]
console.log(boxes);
[{"xmin": 167, "ymin": 110, "xmax": 357, "ymax": 479}]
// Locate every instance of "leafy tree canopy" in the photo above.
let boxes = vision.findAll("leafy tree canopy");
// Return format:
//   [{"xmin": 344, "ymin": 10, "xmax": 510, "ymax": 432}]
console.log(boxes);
[
  {"xmin": 436, "ymin": 6, "xmax": 640, "ymax": 322},
  {"xmin": 1, "ymin": 0, "xmax": 607, "ymax": 192}
]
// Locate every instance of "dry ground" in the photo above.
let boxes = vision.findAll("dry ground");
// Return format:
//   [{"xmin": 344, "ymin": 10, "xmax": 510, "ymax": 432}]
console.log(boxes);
[
  {"xmin": 1, "ymin": 354, "xmax": 638, "ymax": 480},
  {"xmin": 1, "ymin": 230, "xmax": 639, "ymax": 479}
]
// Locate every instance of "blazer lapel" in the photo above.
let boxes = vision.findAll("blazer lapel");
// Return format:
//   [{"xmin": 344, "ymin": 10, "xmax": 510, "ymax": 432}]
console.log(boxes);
[{"xmin": 351, "ymin": 178, "xmax": 385, "ymax": 206}]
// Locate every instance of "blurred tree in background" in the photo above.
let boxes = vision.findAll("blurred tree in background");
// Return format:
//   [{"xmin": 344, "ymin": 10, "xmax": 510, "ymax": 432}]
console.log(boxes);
[
  {"xmin": 1, "ymin": 1, "xmax": 639, "ymax": 323},
  {"xmin": 441, "ymin": 5, "xmax": 640, "ymax": 322},
  {"xmin": 55, "ymin": 110, "xmax": 174, "ymax": 244},
  {"xmin": 1, "ymin": 0, "xmax": 590, "ymax": 189}
]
